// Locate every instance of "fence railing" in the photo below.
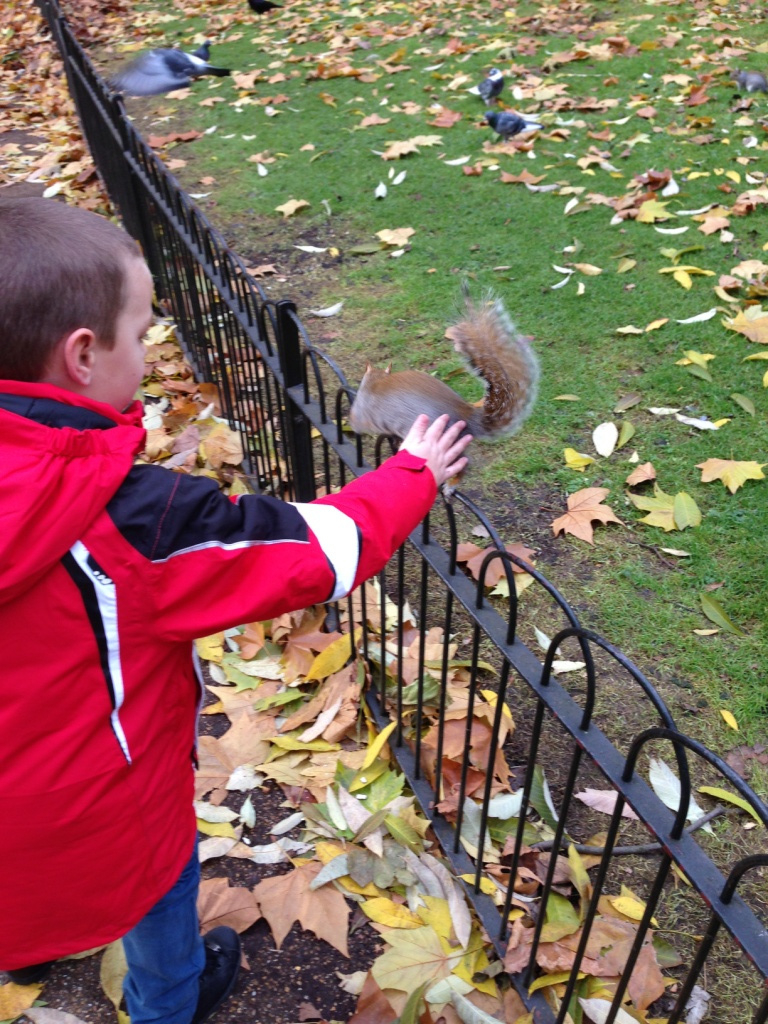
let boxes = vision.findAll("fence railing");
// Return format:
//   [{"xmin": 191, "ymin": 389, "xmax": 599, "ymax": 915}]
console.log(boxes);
[{"xmin": 37, "ymin": 4, "xmax": 768, "ymax": 1022}]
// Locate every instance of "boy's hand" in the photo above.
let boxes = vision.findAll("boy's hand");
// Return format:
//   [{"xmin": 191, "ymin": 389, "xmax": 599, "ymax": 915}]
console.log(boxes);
[{"xmin": 399, "ymin": 414, "xmax": 472, "ymax": 487}]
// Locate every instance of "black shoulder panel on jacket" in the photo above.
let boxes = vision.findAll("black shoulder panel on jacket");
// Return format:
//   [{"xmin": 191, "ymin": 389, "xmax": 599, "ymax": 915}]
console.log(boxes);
[{"xmin": 106, "ymin": 465, "xmax": 309, "ymax": 562}]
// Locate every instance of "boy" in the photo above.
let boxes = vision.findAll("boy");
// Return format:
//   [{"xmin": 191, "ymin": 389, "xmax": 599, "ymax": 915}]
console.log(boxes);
[{"xmin": 0, "ymin": 197, "xmax": 471, "ymax": 1024}]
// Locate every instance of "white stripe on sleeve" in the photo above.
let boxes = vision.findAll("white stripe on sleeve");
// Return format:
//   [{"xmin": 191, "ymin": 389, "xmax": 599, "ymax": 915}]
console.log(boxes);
[{"xmin": 289, "ymin": 502, "xmax": 360, "ymax": 601}]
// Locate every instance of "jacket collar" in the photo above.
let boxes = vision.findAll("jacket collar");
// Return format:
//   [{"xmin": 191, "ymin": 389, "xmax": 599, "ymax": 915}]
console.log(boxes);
[{"xmin": 0, "ymin": 380, "xmax": 145, "ymax": 430}]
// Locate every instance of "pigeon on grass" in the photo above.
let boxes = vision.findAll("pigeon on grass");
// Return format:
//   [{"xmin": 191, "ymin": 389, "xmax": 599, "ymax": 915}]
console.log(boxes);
[
  {"xmin": 249, "ymin": 0, "xmax": 282, "ymax": 12},
  {"xmin": 731, "ymin": 69, "xmax": 768, "ymax": 94},
  {"xmin": 110, "ymin": 43, "xmax": 231, "ymax": 97},
  {"xmin": 485, "ymin": 109, "xmax": 543, "ymax": 142},
  {"xmin": 476, "ymin": 68, "xmax": 504, "ymax": 103}
]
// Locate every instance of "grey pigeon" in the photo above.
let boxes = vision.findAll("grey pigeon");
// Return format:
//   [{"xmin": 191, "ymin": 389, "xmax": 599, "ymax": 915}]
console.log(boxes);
[
  {"xmin": 110, "ymin": 43, "xmax": 231, "ymax": 97},
  {"xmin": 485, "ymin": 109, "xmax": 543, "ymax": 142},
  {"xmin": 477, "ymin": 68, "xmax": 504, "ymax": 103},
  {"xmin": 732, "ymin": 69, "xmax": 768, "ymax": 93}
]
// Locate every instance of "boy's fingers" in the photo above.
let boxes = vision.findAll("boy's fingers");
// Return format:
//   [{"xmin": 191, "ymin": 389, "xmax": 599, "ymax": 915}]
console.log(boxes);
[
  {"xmin": 423, "ymin": 413, "xmax": 451, "ymax": 441},
  {"xmin": 444, "ymin": 457, "xmax": 469, "ymax": 478}
]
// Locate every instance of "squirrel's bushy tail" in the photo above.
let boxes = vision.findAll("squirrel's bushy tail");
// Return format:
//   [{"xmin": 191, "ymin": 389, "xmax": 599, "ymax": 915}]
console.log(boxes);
[{"xmin": 447, "ymin": 290, "xmax": 540, "ymax": 438}]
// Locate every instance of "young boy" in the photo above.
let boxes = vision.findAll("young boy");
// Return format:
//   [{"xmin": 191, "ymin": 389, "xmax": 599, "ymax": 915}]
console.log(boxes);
[{"xmin": 0, "ymin": 197, "xmax": 471, "ymax": 1024}]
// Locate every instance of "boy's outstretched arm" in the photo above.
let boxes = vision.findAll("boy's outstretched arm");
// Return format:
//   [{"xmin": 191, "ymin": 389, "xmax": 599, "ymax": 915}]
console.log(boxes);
[{"xmin": 131, "ymin": 415, "xmax": 474, "ymax": 639}]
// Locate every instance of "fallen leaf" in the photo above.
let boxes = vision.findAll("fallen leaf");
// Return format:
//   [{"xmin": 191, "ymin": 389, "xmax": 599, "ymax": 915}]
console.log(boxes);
[
  {"xmin": 253, "ymin": 860, "xmax": 350, "ymax": 955},
  {"xmin": 275, "ymin": 199, "xmax": 311, "ymax": 219},
  {"xmin": 197, "ymin": 876, "xmax": 262, "ymax": 933},
  {"xmin": 720, "ymin": 709, "xmax": 739, "ymax": 731},
  {"xmin": 0, "ymin": 981, "xmax": 44, "ymax": 1019},
  {"xmin": 551, "ymin": 488, "xmax": 623, "ymax": 545},
  {"xmin": 308, "ymin": 301, "xmax": 345, "ymax": 318},
  {"xmin": 625, "ymin": 462, "xmax": 655, "ymax": 486},
  {"xmin": 700, "ymin": 593, "xmax": 745, "ymax": 636},
  {"xmin": 593, "ymin": 422, "xmax": 618, "ymax": 457},
  {"xmin": 575, "ymin": 789, "xmax": 639, "ymax": 819},
  {"xmin": 696, "ymin": 458, "xmax": 766, "ymax": 493},
  {"xmin": 376, "ymin": 227, "xmax": 415, "ymax": 247}
]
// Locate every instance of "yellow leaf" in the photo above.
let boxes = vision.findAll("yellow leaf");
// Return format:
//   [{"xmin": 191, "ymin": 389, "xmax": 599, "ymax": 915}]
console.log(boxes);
[
  {"xmin": 696, "ymin": 458, "xmax": 766, "ymax": 494},
  {"xmin": 723, "ymin": 308, "xmax": 768, "ymax": 344},
  {"xmin": 275, "ymin": 198, "xmax": 311, "ymax": 218},
  {"xmin": 564, "ymin": 447, "xmax": 595, "ymax": 471},
  {"xmin": 376, "ymin": 226, "xmax": 416, "ymax": 247},
  {"xmin": 0, "ymin": 982, "xmax": 44, "ymax": 1018},
  {"xmin": 415, "ymin": 894, "xmax": 453, "ymax": 935},
  {"xmin": 677, "ymin": 350, "xmax": 715, "ymax": 368},
  {"xmin": 645, "ymin": 318, "xmax": 669, "ymax": 331},
  {"xmin": 361, "ymin": 719, "xmax": 398, "ymax": 770},
  {"xmin": 530, "ymin": 970, "xmax": 587, "ymax": 993},
  {"xmin": 609, "ymin": 895, "xmax": 659, "ymax": 927},
  {"xmin": 616, "ymin": 324, "xmax": 644, "ymax": 335},
  {"xmin": 362, "ymin": 897, "xmax": 423, "ymax": 928},
  {"xmin": 458, "ymin": 874, "xmax": 498, "ymax": 896},
  {"xmin": 270, "ymin": 735, "xmax": 339, "ymax": 752},
  {"xmin": 673, "ymin": 492, "xmax": 701, "ymax": 530},
  {"xmin": 100, "ymin": 941, "xmax": 128, "ymax": 1015},
  {"xmin": 699, "ymin": 785, "xmax": 762, "ymax": 824},
  {"xmin": 480, "ymin": 689, "xmax": 513, "ymax": 720},
  {"xmin": 196, "ymin": 819, "xmax": 238, "ymax": 838},
  {"xmin": 637, "ymin": 198, "xmax": 672, "ymax": 223},
  {"xmin": 673, "ymin": 269, "xmax": 692, "ymax": 289},
  {"xmin": 554, "ymin": 394, "xmax": 580, "ymax": 401},
  {"xmin": 306, "ymin": 627, "xmax": 362, "ymax": 680},
  {"xmin": 720, "ymin": 709, "xmax": 739, "ymax": 731},
  {"xmin": 371, "ymin": 925, "xmax": 461, "ymax": 993},
  {"xmin": 573, "ymin": 262, "xmax": 603, "ymax": 275},
  {"xmin": 195, "ymin": 632, "xmax": 225, "ymax": 664}
]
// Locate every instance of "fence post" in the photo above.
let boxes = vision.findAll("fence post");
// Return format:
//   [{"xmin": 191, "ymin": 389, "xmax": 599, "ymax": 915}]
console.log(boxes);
[{"xmin": 275, "ymin": 299, "xmax": 315, "ymax": 502}]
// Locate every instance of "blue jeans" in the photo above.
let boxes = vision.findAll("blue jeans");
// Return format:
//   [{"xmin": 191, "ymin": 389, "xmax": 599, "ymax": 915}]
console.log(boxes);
[{"xmin": 122, "ymin": 844, "xmax": 206, "ymax": 1024}]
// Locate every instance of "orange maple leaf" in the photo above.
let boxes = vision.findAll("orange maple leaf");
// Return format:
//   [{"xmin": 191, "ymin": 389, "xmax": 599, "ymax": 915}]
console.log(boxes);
[
  {"xmin": 551, "ymin": 487, "xmax": 622, "ymax": 544},
  {"xmin": 253, "ymin": 860, "xmax": 351, "ymax": 955}
]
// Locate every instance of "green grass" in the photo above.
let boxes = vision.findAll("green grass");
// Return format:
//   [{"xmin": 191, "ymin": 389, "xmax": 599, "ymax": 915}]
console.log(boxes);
[{"xmin": 111, "ymin": 0, "xmax": 768, "ymax": 751}]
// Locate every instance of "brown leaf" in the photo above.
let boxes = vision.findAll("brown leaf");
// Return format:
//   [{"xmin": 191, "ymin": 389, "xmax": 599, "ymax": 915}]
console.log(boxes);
[
  {"xmin": 551, "ymin": 488, "xmax": 623, "ymax": 545},
  {"xmin": 625, "ymin": 462, "xmax": 656, "ymax": 486},
  {"xmin": 348, "ymin": 972, "xmax": 397, "ymax": 1024},
  {"xmin": 253, "ymin": 860, "xmax": 351, "ymax": 955},
  {"xmin": 499, "ymin": 169, "xmax": 546, "ymax": 185},
  {"xmin": 359, "ymin": 114, "xmax": 390, "ymax": 127},
  {"xmin": 147, "ymin": 131, "xmax": 202, "ymax": 148},
  {"xmin": 459, "ymin": 542, "xmax": 536, "ymax": 582},
  {"xmin": 197, "ymin": 877, "xmax": 262, "ymax": 933},
  {"xmin": 428, "ymin": 107, "xmax": 462, "ymax": 128}
]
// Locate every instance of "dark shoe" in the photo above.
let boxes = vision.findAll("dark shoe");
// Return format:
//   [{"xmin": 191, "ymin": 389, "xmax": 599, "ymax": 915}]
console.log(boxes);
[
  {"xmin": 5, "ymin": 961, "xmax": 54, "ymax": 985},
  {"xmin": 191, "ymin": 926, "xmax": 241, "ymax": 1024}
]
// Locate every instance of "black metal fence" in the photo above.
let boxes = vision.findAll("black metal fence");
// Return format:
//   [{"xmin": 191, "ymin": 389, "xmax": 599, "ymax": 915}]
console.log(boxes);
[{"xmin": 37, "ymin": 4, "xmax": 768, "ymax": 1022}]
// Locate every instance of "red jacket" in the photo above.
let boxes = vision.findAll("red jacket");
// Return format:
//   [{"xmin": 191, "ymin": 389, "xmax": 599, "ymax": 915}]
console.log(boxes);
[{"xmin": 0, "ymin": 381, "xmax": 437, "ymax": 969}]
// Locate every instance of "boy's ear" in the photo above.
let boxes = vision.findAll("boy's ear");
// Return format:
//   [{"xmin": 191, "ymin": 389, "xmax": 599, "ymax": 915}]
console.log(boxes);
[{"xmin": 61, "ymin": 328, "xmax": 97, "ymax": 387}]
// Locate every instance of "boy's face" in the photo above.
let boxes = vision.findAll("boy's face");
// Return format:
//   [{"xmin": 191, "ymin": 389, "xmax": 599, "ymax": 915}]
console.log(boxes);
[{"xmin": 90, "ymin": 256, "xmax": 154, "ymax": 412}]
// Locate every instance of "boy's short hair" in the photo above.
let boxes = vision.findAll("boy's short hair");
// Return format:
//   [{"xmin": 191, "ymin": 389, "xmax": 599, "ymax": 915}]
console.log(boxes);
[{"xmin": 0, "ymin": 198, "xmax": 142, "ymax": 381}]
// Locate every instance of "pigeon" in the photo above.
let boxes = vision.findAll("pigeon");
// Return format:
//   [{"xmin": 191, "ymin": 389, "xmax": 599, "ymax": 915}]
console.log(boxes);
[
  {"xmin": 110, "ymin": 43, "xmax": 231, "ymax": 97},
  {"xmin": 248, "ymin": 0, "xmax": 282, "ymax": 12},
  {"xmin": 484, "ymin": 110, "xmax": 543, "ymax": 142},
  {"xmin": 731, "ymin": 69, "xmax": 768, "ymax": 94},
  {"xmin": 477, "ymin": 68, "xmax": 504, "ymax": 103}
]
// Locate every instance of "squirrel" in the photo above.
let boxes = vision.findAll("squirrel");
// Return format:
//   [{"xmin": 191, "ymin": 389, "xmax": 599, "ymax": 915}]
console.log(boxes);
[
  {"xmin": 348, "ymin": 291, "xmax": 540, "ymax": 443},
  {"xmin": 731, "ymin": 69, "xmax": 768, "ymax": 94}
]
